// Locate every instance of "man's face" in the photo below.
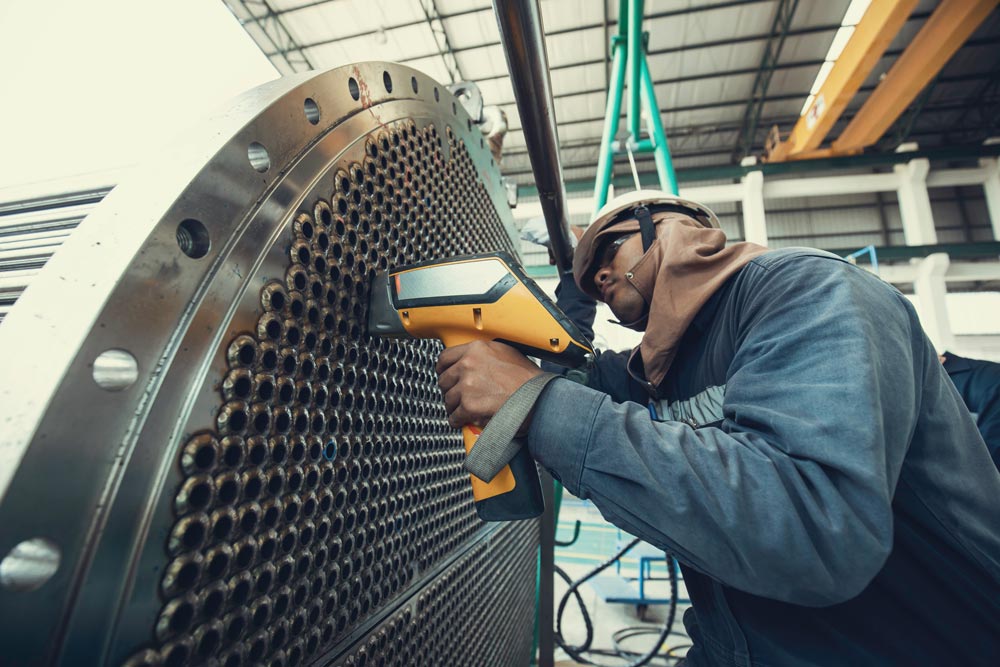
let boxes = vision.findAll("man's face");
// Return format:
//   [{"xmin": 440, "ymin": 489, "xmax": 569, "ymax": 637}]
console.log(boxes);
[{"xmin": 592, "ymin": 229, "xmax": 648, "ymax": 323}]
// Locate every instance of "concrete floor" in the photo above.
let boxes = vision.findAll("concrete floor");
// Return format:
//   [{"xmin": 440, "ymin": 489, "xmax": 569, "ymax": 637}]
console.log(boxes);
[{"xmin": 550, "ymin": 496, "xmax": 692, "ymax": 666}]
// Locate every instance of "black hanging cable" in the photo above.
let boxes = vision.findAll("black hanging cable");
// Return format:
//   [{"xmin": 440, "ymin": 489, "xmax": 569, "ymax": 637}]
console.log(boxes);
[{"xmin": 553, "ymin": 538, "xmax": 680, "ymax": 666}]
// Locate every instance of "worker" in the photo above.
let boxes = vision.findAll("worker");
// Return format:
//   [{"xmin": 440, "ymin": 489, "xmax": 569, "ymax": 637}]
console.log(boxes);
[
  {"xmin": 942, "ymin": 350, "xmax": 1000, "ymax": 470},
  {"xmin": 436, "ymin": 191, "xmax": 1000, "ymax": 666}
]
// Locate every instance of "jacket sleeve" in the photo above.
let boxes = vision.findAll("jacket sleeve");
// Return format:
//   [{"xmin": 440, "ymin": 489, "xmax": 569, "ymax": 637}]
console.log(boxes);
[
  {"xmin": 553, "ymin": 273, "xmax": 597, "ymax": 343},
  {"xmin": 527, "ymin": 256, "xmax": 919, "ymax": 607},
  {"xmin": 540, "ymin": 274, "xmax": 636, "ymax": 402}
]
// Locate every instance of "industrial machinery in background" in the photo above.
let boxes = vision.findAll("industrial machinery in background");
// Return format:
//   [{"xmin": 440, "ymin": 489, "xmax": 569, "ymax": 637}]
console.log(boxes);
[{"xmin": 0, "ymin": 62, "xmax": 538, "ymax": 667}]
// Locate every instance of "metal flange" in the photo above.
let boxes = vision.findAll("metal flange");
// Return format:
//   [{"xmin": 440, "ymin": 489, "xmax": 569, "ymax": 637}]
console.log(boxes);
[{"xmin": 0, "ymin": 62, "xmax": 531, "ymax": 666}]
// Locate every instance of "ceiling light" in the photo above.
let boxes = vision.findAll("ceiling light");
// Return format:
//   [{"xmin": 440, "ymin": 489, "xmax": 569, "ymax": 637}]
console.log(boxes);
[
  {"xmin": 824, "ymin": 26, "xmax": 855, "ymax": 61},
  {"xmin": 842, "ymin": 0, "xmax": 873, "ymax": 27},
  {"xmin": 797, "ymin": 0, "xmax": 872, "ymax": 117}
]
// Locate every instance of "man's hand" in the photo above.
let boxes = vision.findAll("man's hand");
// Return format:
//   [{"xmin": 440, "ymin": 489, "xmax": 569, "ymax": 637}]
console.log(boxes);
[{"xmin": 435, "ymin": 340, "xmax": 543, "ymax": 430}]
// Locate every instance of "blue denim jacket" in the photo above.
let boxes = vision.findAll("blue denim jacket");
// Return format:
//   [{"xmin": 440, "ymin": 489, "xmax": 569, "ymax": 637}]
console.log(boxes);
[{"xmin": 528, "ymin": 248, "xmax": 1000, "ymax": 666}]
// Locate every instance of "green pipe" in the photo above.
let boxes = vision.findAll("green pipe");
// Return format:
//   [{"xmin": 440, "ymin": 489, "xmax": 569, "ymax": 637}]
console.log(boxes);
[
  {"xmin": 627, "ymin": 0, "xmax": 644, "ymax": 141},
  {"xmin": 531, "ymin": 474, "xmax": 562, "ymax": 667},
  {"xmin": 593, "ymin": 39, "xmax": 628, "ymax": 213},
  {"xmin": 613, "ymin": 138, "xmax": 656, "ymax": 153},
  {"xmin": 639, "ymin": 54, "xmax": 678, "ymax": 194}
]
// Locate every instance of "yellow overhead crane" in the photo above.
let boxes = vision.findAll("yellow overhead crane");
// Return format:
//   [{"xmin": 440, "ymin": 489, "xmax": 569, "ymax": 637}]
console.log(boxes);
[{"xmin": 767, "ymin": 0, "xmax": 999, "ymax": 162}]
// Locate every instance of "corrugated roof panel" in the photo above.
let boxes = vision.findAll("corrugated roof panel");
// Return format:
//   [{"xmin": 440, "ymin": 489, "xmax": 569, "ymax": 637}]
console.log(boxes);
[
  {"xmin": 944, "ymin": 42, "xmax": 1000, "ymax": 79},
  {"xmin": 395, "ymin": 55, "xmax": 456, "ymax": 86},
  {"xmin": 659, "ymin": 74, "xmax": 759, "ymax": 111},
  {"xmin": 558, "ymin": 119, "xmax": 607, "ymax": 144},
  {"xmin": 669, "ymin": 125, "xmax": 743, "ymax": 153},
  {"xmin": 552, "ymin": 92, "xmax": 606, "ymax": 123},
  {"xmin": 269, "ymin": 0, "xmax": 337, "ymax": 12},
  {"xmin": 644, "ymin": 1, "xmax": 776, "ymax": 53},
  {"xmin": 765, "ymin": 61, "xmax": 825, "ymax": 96},
  {"xmin": 440, "ymin": 9, "xmax": 501, "ymax": 49},
  {"xmin": 661, "ymin": 109, "xmax": 742, "ymax": 133},
  {"xmin": 222, "ymin": 0, "xmax": 995, "ymax": 183},
  {"xmin": 302, "ymin": 42, "xmax": 351, "ymax": 69},
  {"xmin": 241, "ymin": 21, "xmax": 281, "ymax": 53},
  {"xmin": 540, "ymin": 0, "xmax": 604, "ymax": 34},
  {"xmin": 226, "ymin": 1, "xmax": 255, "ymax": 21},
  {"xmin": 289, "ymin": 19, "xmax": 441, "ymax": 61},
  {"xmin": 789, "ymin": 0, "xmax": 850, "ymax": 30},
  {"xmin": 343, "ymin": 0, "xmax": 427, "ymax": 34},
  {"xmin": 549, "ymin": 62, "xmax": 605, "ymax": 97},
  {"xmin": 758, "ymin": 97, "xmax": 809, "ymax": 121},
  {"xmin": 778, "ymin": 30, "xmax": 839, "ymax": 63},
  {"xmin": 544, "ymin": 27, "xmax": 605, "ymax": 68},
  {"xmin": 434, "ymin": 0, "xmax": 493, "ymax": 15},
  {"xmin": 646, "ymin": 41, "xmax": 769, "ymax": 82},
  {"xmin": 454, "ymin": 45, "xmax": 511, "ymax": 80},
  {"xmin": 475, "ymin": 77, "xmax": 515, "ymax": 108}
]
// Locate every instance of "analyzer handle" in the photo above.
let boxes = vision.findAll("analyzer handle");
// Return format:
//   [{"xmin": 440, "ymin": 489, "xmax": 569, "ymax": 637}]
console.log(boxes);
[{"xmin": 463, "ymin": 425, "xmax": 543, "ymax": 521}]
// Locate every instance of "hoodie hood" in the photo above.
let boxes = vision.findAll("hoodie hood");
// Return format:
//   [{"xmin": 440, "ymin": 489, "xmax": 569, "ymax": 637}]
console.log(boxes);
[{"xmin": 575, "ymin": 210, "xmax": 768, "ymax": 387}]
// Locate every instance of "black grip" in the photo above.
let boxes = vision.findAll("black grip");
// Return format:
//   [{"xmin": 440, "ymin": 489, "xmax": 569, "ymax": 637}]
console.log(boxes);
[{"xmin": 473, "ymin": 447, "xmax": 544, "ymax": 521}]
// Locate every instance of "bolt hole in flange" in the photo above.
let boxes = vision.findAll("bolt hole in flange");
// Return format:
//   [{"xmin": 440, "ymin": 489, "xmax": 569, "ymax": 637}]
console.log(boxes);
[
  {"xmin": 382, "ymin": 71, "xmax": 393, "ymax": 93},
  {"xmin": 303, "ymin": 98, "xmax": 321, "ymax": 125},
  {"xmin": 177, "ymin": 219, "xmax": 211, "ymax": 259},
  {"xmin": 92, "ymin": 349, "xmax": 139, "ymax": 391},
  {"xmin": 248, "ymin": 142, "xmax": 271, "ymax": 173},
  {"xmin": 348, "ymin": 77, "xmax": 360, "ymax": 101},
  {"xmin": 0, "ymin": 538, "xmax": 60, "ymax": 591}
]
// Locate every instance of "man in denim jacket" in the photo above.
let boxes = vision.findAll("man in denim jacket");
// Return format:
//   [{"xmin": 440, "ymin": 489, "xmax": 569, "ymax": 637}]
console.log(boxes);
[{"xmin": 437, "ymin": 191, "xmax": 1000, "ymax": 666}]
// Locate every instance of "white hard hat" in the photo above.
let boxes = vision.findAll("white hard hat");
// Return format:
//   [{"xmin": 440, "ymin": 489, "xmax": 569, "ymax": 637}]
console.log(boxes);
[
  {"xmin": 573, "ymin": 190, "xmax": 722, "ymax": 298},
  {"xmin": 589, "ymin": 189, "xmax": 720, "ymax": 229}
]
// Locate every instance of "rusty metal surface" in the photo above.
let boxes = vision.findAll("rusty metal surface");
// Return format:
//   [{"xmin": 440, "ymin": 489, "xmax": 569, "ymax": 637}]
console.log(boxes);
[{"xmin": 0, "ymin": 62, "xmax": 536, "ymax": 666}]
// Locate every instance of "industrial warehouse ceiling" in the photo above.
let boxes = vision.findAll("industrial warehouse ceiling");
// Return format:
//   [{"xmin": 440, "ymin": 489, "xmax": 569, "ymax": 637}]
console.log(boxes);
[{"xmin": 222, "ymin": 0, "xmax": 1000, "ymax": 187}]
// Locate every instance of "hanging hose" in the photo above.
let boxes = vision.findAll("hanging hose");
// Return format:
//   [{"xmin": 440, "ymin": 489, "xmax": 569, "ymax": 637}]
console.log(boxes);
[{"xmin": 553, "ymin": 538, "xmax": 680, "ymax": 666}]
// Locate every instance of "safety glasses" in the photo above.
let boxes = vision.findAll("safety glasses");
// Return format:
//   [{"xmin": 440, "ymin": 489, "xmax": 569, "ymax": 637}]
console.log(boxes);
[{"xmin": 597, "ymin": 232, "xmax": 638, "ymax": 268}]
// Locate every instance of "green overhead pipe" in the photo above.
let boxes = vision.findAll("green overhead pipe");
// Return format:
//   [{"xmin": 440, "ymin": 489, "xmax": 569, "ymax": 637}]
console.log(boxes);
[
  {"xmin": 593, "ymin": 39, "xmax": 628, "ymax": 213},
  {"xmin": 627, "ymin": 0, "xmax": 644, "ymax": 141},
  {"xmin": 614, "ymin": 138, "xmax": 657, "ymax": 153},
  {"xmin": 640, "ymin": 54, "xmax": 678, "ymax": 194}
]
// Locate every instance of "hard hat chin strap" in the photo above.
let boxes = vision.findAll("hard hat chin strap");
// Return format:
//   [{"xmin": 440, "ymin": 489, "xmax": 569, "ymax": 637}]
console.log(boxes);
[{"xmin": 635, "ymin": 205, "xmax": 656, "ymax": 253}]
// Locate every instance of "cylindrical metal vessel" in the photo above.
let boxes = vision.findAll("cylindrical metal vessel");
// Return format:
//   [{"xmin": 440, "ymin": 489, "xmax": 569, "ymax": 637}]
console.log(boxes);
[{"xmin": 0, "ymin": 62, "xmax": 537, "ymax": 666}]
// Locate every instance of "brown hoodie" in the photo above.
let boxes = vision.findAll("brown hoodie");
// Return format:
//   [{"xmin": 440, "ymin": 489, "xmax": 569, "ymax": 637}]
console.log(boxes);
[{"xmin": 573, "ymin": 211, "xmax": 768, "ymax": 387}]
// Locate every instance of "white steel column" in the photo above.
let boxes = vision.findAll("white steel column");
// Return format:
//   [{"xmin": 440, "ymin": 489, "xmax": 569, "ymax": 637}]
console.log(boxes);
[
  {"xmin": 895, "ymin": 156, "xmax": 952, "ymax": 349},
  {"xmin": 980, "ymin": 158, "xmax": 1000, "ymax": 240},
  {"xmin": 912, "ymin": 253, "xmax": 954, "ymax": 352},
  {"xmin": 741, "ymin": 170, "xmax": 768, "ymax": 246},
  {"xmin": 894, "ymin": 158, "xmax": 936, "ymax": 245}
]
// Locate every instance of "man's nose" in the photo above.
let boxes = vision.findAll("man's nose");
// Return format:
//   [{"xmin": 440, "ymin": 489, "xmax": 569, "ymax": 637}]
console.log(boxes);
[{"xmin": 594, "ymin": 267, "xmax": 610, "ymax": 288}]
